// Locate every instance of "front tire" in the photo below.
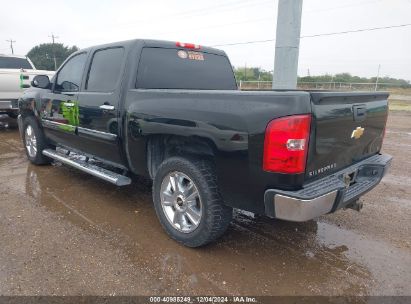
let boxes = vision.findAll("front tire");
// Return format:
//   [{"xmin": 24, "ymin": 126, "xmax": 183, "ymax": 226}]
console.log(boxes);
[
  {"xmin": 22, "ymin": 116, "xmax": 52, "ymax": 165},
  {"xmin": 153, "ymin": 157, "xmax": 232, "ymax": 247}
]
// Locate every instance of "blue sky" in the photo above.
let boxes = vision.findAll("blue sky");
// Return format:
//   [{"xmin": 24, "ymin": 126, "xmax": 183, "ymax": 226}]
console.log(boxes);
[{"xmin": 1, "ymin": 0, "xmax": 411, "ymax": 80}]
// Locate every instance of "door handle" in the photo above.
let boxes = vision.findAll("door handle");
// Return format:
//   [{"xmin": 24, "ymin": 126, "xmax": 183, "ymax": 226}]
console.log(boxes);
[
  {"xmin": 63, "ymin": 102, "xmax": 75, "ymax": 107},
  {"xmin": 353, "ymin": 104, "xmax": 366, "ymax": 122},
  {"xmin": 99, "ymin": 104, "xmax": 115, "ymax": 111}
]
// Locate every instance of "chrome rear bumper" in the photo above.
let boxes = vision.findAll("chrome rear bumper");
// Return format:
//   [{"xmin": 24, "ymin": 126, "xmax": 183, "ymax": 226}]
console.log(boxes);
[
  {"xmin": 264, "ymin": 154, "xmax": 392, "ymax": 221},
  {"xmin": 274, "ymin": 191, "xmax": 338, "ymax": 221},
  {"xmin": 0, "ymin": 100, "xmax": 18, "ymax": 110}
]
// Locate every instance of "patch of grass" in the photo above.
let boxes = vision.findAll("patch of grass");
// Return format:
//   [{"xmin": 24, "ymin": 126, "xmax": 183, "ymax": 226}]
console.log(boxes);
[
  {"xmin": 389, "ymin": 99, "xmax": 411, "ymax": 111},
  {"xmin": 387, "ymin": 88, "xmax": 411, "ymax": 96}
]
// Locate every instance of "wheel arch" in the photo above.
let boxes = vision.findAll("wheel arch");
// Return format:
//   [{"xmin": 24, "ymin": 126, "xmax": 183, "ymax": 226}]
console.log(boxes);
[{"xmin": 147, "ymin": 134, "xmax": 217, "ymax": 179}]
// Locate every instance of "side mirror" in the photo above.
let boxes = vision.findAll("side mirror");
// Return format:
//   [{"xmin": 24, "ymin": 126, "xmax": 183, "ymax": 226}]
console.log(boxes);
[{"xmin": 31, "ymin": 75, "xmax": 50, "ymax": 89}]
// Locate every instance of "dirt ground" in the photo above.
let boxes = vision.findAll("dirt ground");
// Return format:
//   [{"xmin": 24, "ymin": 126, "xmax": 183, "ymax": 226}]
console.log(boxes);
[{"xmin": 0, "ymin": 111, "xmax": 410, "ymax": 297}]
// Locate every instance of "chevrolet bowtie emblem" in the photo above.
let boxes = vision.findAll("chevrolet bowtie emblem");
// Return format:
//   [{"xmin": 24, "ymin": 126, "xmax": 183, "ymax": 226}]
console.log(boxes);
[{"xmin": 351, "ymin": 126, "xmax": 365, "ymax": 139}]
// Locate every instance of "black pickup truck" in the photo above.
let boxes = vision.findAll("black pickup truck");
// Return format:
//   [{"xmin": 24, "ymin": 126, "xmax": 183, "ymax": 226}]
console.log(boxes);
[{"xmin": 18, "ymin": 39, "xmax": 392, "ymax": 247}]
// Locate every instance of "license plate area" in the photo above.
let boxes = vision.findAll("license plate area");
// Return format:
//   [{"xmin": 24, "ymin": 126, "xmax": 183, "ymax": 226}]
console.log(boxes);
[{"xmin": 343, "ymin": 169, "xmax": 358, "ymax": 188}]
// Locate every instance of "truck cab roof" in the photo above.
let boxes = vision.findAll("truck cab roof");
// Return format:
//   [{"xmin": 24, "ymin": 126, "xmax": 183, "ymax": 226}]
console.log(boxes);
[
  {"xmin": 0, "ymin": 54, "xmax": 29, "ymax": 59},
  {"xmin": 78, "ymin": 39, "xmax": 227, "ymax": 56}
]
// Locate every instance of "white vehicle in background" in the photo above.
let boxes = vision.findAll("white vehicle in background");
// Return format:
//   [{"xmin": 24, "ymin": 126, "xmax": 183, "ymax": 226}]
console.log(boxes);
[{"xmin": 0, "ymin": 54, "xmax": 54, "ymax": 123}]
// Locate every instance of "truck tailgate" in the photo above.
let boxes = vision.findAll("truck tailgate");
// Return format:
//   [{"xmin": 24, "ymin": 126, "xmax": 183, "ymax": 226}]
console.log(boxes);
[{"xmin": 306, "ymin": 92, "xmax": 389, "ymax": 180}]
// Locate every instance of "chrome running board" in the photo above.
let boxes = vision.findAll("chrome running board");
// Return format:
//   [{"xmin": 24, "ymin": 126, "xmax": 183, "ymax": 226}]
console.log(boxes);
[{"xmin": 42, "ymin": 149, "xmax": 131, "ymax": 186}]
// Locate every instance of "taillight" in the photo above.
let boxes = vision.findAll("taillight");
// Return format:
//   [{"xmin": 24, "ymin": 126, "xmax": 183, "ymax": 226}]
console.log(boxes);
[
  {"xmin": 263, "ymin": 114, "xmax": 311, "ymax": 174},
  {"xmin": 176, "ymin": 42, "xmax": 201, "ymax": 49}
]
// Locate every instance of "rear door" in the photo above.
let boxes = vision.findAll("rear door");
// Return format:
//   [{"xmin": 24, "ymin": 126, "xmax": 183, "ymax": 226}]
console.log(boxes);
[
  {"xmin": 75, "ymin": 46, "xmax": 126, "ymax": 165},
  {"xmin": 306, "ymin": 92, "xmax": 388, "ymax": 180}
]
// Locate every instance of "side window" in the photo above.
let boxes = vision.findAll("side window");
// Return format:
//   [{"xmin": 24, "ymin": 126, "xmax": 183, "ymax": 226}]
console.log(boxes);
[
  {"xmin": 56, "ymin": 53, "xmax": 87, "ymax": 92},
  {"xmin": 86, "ymin": 47, "xmax": 124, "ymax": 92}
]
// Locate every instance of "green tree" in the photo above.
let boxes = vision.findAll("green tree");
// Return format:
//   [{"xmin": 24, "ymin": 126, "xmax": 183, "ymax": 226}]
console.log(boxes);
[
  {"xmin": 234, "ymin": 67, "xmax": 273, "ymax": 81},
  {"xmin": 27, "ymin": 43, "xmax": 79, "ymax": 71},
  {"xmin": 234, "ymin": 66, "xmax": 411, "ymax": 89},
  {"xmin": 298, "ymin": 73, "xmax": 410, "ymax": 87}
]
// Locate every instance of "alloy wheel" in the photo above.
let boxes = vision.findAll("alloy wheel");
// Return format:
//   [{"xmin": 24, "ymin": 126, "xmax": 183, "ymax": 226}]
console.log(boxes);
[
  {"xmin": 25, "ymin": 125, "xmax": 37, "ymax": 158},
  {"xmin": 160, "ymin": 171, "xmax": 203, "ymax": 233}
]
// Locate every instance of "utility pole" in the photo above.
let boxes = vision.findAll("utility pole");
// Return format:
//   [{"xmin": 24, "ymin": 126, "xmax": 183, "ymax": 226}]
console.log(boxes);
[
  {"xmin": 6, "ymin": 39, "xmax": 16, "ymax": 54},
  {"xmin": 49, "ymin": 33, "xmax": 59, "ymax": 70},
  {"xmin": 272, "ymin": 0, "xmax": 303, "ymax": 89},
  {"xmin": 375, "ymin": 64, "xmax": 381, "ymax": 91}
]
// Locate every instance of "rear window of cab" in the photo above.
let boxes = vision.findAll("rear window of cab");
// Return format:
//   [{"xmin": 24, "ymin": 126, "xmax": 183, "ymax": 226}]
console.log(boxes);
[{"xmin": 136, "ymin": 47, "xmax": 237, "ymax": 90}]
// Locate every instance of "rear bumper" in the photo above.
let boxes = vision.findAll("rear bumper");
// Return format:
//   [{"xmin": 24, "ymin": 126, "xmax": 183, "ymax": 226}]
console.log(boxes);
[
  {"xmin": 0, "ymin": 99, "xmax": 18, "ymax": 111},
  {"xmin": 0, "ymin": 114, "xmax": 17, "ymax": 126},
  {"xmin": 264, "ymin": 154, "xmax": 392, "ymax": 221},
  {"xmin": 0, "ymin": 100, "xmax": 19, "ymax": 119}
]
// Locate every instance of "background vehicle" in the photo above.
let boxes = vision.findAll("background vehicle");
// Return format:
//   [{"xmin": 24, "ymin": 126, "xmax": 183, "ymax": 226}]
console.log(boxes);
[
  {"xmin": 0, "ymin": 54, "xmax": 54, "ymax": 119},
  {"xmin": 17, "ymin": 39, "xmax": 391, "ymax": 247}
]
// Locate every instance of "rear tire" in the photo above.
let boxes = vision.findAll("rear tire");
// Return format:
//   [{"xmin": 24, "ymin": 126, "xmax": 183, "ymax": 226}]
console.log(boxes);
[
  {"xmin": 153, "ymin": 157, "xmax": 232, "ymax": 247},
  {"xmin": 22, "ymin": 116, "xmax": 52, "ymax": 165}
]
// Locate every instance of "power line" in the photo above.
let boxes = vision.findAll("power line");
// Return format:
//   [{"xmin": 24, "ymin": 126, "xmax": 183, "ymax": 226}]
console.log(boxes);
[
  {"xmin": 152, "ymin": 0, "xmax": 380, "ymax": 37},
  {"xmin": 211, "ymin": 23, "xmax": 411, "ymax": 47},
  {"xmin": 305, "ymin": 0, "xmax": 382, "ymax": 14},
  {"xmin": 151, "ymin": 16, "xmax": 273, "ymax": 37},
  {"xmin": 114, "ymin": 0, "xmax": 380, "ymax": 39},
  {"xmin": 114, "ymin": 0, "xmax": 382, "ymax": 36},
  {"xmin": 300, "ymin": 23, "xmax": 411, "ymax": 38},
  {"xmin": 114, "ymin": 0, "xmax": 273, "ymax": 28},
  {"xmin": 163, "ymin": 0, "xmax": 271, "ymax": 18},
  {"xmin": 212, "ymin": 38, "xmax": 276, "ymax": 47},
  {"xmin": 6, "ymin": 39, "xmax": 16, "ymax": 54}
]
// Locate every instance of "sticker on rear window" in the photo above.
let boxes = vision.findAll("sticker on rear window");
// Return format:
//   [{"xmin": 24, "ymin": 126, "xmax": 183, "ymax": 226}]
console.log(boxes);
[
  {"xmin": 188, "ymin": 51, "xmax": 204, "ymax": 61},
  {"xmin": 177, "ymin": 50, "xmax": 204, "ymax": 61},
  {"xmin": 177, "ymin": 50, "xmax": 188, "ymax": 59}
]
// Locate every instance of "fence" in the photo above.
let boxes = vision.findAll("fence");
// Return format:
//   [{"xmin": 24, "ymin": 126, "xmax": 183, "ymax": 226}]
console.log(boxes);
[{"xmin": 237, "ymin": 80, "xmax": 411, "ymax": 92}]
